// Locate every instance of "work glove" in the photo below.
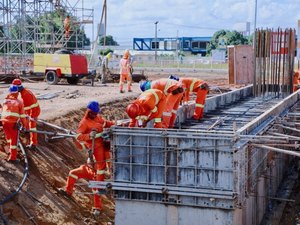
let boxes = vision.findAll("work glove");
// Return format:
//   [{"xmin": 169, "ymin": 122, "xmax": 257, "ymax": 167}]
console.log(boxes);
[{"xmin": 89, "ymin": 130, "xmax": 97, "ymax": 139}]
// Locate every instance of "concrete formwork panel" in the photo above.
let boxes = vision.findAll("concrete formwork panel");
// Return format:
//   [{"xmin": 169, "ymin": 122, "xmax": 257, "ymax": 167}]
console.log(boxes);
[{"xmin": 95, "ymin": 89, "xmax": 300, "ymax": 225}]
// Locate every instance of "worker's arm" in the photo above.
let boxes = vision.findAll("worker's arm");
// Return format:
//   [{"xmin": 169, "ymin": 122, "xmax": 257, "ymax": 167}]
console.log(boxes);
[
  {"xmin": 18, "ymin": 100, "xmax": 28, "ymax": 128},
  {"xmin": 76, "ymin": 122, "xmax": 90, "ymax": 141},
  {"xmin": 103, "ymin": 119, "xmax": 115, "ymax": 128},
  {"xmin": 128, "ymin": 118, "xmax": 137, "ymax": 127}
]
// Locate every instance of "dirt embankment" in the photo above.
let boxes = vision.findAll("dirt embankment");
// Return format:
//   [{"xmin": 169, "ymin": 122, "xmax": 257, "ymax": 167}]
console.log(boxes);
[{"xmin": 0, "ymin": 71, "xmax": 234, "ymax": 224}]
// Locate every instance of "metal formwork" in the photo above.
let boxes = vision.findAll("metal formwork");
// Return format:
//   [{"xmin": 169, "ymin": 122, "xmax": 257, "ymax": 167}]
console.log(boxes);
[{"xmin": 90, "ymin": 86, "xmax": 300, "ymax": 225}]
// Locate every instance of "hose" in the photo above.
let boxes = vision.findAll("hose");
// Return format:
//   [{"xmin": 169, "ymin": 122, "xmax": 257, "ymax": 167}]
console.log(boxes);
[{"xmin": 0, "ymin": 141, "xmax": 29, "ymax": 225}]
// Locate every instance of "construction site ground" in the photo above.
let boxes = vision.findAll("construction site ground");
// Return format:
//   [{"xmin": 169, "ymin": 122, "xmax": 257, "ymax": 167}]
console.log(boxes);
[{"xmin": 0, "ymin": 70, "xmax": 295, "ymax": 225}]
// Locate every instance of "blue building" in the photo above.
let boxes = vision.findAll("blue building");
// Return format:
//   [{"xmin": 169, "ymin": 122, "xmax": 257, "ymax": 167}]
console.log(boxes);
[{"xmin": 133, "ymin": 36, "xmax": 212, "ymax": 56}]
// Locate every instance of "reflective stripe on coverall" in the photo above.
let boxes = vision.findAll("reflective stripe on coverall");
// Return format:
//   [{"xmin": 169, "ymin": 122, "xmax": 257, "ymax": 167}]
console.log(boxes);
[
  {"xmin": 66, "ymin": 164, "xmax": 103, "ymax": 210},
  {"xmin": 180, "ymin": 78, "xmax": 209, "ymax": 120},
  {"xmin": 129, "ymin": 89, "xmax": 167, "ymax": 128},
  {"xmin": 20, "ymin": 88, "xmax": 41, "ymax": 146},
  {"xmin": 73, "ymin": 111, "xmax": 115, "ymax": 210},
  {"xmin": 119, "ymin": 57, "xmax": 132, "ymax": 91},
  {"xmin": 151, "ymin": 78, "xmax": 183, "ymax": 128},
  {"xmin": 1, "ymin": 94, "xmax": 27, "ymax": 160}
]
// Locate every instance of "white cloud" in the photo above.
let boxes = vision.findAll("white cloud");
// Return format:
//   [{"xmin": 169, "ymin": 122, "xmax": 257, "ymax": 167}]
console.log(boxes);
[{"xmin": 69, "ymin": 0, "xmax": 300, "ymax": 46}]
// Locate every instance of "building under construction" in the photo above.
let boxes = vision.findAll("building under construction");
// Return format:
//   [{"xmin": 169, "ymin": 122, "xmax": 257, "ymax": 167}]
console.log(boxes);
[
  {"xmin": 90, "ymin": 28, "xmax": 299, "ymax": 225},
  {"xmin": 0, "ymin": 0, "xmax": 94, "ymax": 77}
]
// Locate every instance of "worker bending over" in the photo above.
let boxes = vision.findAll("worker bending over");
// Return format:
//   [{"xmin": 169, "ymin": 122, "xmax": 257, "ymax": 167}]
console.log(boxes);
[
  {"xmin": 169, "ymin": 75, "xmax": 209, "ymax": 120},
  {"xmin": 119, "ymin": 49, "xmax": 132, "ymax": 93},
  {"xmin": 100, "ymin": 52, "xmax": 112, "ymax": 84},
  {"xmin": 140, "ymin": 78, "xmax": 184, "ymax": 128},
  {"xmin": 1, "ymin": 86, "xmax": 27, "ymax": 161},
  {"xmin": 60, "ymin": 101, "xmax": 115, "ymax": 216},
  {"xmin": 126, "ymin": 89, "xmax": 167, "ymax": 128},
  {"xmin": 293, "ymin": 70, "xmax": 300, "ymax": 92},
  {"xmin": 12, "ymin": 79, "xmax": 41, "ymax": 150}
]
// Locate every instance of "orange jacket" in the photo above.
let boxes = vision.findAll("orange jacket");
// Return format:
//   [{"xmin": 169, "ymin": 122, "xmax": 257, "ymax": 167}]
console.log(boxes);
[
  {"xmin": 120, "ymin": 58, "xmax": 130, "ymax": 75},
  {"xmin": 76, "ymin": 111, "xmax": 115, "ymax": 152},
  {"xmin": 151, "ymin": 78, "xmax": 182, "ymax": 95},
  {"xmin": 1, "ymin": 94, "xmax": 27, "ymax": 126},
  {"xmin": 293, "ymin": 71, "xmax": 300, "ymax": 92},
  {"xmin": 129, "ymin": 89, "xmax": 166, "ymax": 127},
  {"xmin": 64, "ymin": 17, "xmax": 70, "ymax": 28},
  {"xmin": 20, "ymin": 88, "xmax": 40, "ymax": 117},
  {"xmin": 180, "ymin": 78, "xmax": 207, "ymax": 102}
]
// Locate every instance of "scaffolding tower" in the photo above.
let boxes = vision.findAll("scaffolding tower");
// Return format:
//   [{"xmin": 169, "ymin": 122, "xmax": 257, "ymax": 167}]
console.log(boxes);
[{"xmin": 0, "ymin": 0, "xmax": 94, "ymax": 77}]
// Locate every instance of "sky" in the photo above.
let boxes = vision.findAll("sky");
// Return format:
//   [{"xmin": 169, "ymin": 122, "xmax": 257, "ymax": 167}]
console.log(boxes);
[{"xmin": 72, "ymin": 0, "xmax": 300, "ymax": 47}]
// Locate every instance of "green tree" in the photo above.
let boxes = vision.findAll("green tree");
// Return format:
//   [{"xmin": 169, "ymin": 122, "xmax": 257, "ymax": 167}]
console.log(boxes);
[
  {"xmin": 207, "ymin": 30, "xmax": 249, "ymax": 55},
  {"xmin": 99, "ymin": 35, "xmax": 118, "ymax": 46}
]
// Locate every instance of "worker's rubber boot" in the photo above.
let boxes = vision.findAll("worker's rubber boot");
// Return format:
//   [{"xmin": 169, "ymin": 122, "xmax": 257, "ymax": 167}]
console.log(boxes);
[
  {"xmin": 58, "ymin": 188, "xmax": 72, "ymax": 198},
  {"xmin": 91, "ymin": 208, "xmax": 101, "ymax": 217},
  {"xmin": 120, "ymin": 90, "xmax": 125, "ymax": 93},
  {"xmin": 7, "ymin": 149, "xmax": 17, "ymax": 161},
  {"xmin": 26, "ymin": 144, "xmax": 37, "ymax": 151}
]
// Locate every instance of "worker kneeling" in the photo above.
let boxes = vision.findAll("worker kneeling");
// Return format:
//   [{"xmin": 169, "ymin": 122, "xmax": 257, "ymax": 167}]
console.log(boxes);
[{"xmin": 126, "ymin": 89, "xmax": 167, "ymax": 128}]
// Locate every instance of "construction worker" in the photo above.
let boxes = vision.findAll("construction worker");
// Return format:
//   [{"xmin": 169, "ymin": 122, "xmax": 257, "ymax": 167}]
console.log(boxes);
[
  {"xmin": 119, "ymin": 49, "xmax": 132, "ymax": 93},
  {"xmin": 12, "ymin": 79, "xmax": 41, "ymax": 150},
  {"xmin": 126, "ymin": 89, "xmax": 167, "ymax": 128},
  {"xmin": 64, "ymin": 15, "xmax": 71, "ymax": 38},
  {"xmin": 293, "ymin": 70, "xmax": 300, "ymax": 92},
  {"xmin": 60, "ymin": 101, "xmax": 115, "ymax": 216},
  {"xmin": 172, "ymin": 76, "xmax": 209, "ymax": 120},
  {"xmin": 100, "ymin": 52, "xmax": 112, "ymax": 84},
  {"xmin": 140, "ymin": 78, "xmax": 184, "ymax": 128},
  {"xmin": 1, "ymin": 85, "xmax": 27, "ymax": 161}
]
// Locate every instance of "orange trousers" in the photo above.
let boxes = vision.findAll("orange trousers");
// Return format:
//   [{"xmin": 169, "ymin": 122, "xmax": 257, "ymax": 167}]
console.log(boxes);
[
  {"xmin": 119, "ymin": 73, "xmax": 132, "ymax": 91},
  {"xmin": 66, "ymin": 163, "xmax": 104, "ymax": 210},
  {"xmin": 28, "ymin": 118, "xmax": 37, "ymax": 146},
  {"xmin": 2, "ymin": 122, "xmax": 18, "ymax": 161},
  {"xmin": 164, "ymin": 92, "xmax": 184, "ymax": 128},
  {"xmin": 193, "ymin": 88, "xmax": 209, "ymax": 120}
]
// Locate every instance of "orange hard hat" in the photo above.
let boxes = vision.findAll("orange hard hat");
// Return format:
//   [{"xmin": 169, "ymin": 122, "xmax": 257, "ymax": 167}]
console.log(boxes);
[
  {"xmin": 12, "ymin": 78, "xmax": 22, "ymax": 86},
  {"xmin": 126, "ymin": 103, "xmax": 140, "ymax": 119}
]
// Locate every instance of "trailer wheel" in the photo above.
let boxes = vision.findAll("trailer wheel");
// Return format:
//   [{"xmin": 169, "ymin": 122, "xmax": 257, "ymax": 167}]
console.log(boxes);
[
  {"xmin": 45, "ymin": 71, "xmax": 59, "ymax": 85},
  {"xmin": 67, "ymin": 77, "xmax": 79, "ymax": 85}
]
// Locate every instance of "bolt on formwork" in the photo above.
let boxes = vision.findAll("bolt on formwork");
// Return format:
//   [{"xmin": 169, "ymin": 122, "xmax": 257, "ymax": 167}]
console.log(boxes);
[
  {"xmin": 90, "ymin": 85, "xmax": 300, "ymax": 225},
  {"xmin": 0, "ymin": 0, "xmax": 94, "ymax": 77}
]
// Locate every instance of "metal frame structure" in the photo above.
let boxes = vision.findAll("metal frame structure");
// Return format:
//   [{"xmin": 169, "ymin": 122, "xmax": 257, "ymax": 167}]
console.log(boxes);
[
  {"xmin": 90, "ymin": 86, "xmax": 300, "ymax": 225},
  {"xmin": 0, "ymin": 0, "xmax": 94, "ymax": 76}
]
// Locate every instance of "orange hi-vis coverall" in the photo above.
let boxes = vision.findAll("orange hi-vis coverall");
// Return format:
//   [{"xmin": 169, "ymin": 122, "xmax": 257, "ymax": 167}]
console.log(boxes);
[
  {"xmin": 151, "ymin": 78, "xmax": 184, "ymax": 128},
  {"xmin": 64, "ymin": 17, "xmax": 70, "ymax": 38},
  {"xmin": 293, "ymin": 70, "xmax": 300, "ymax": 92},
  {"xmin": 119, "ymin": 57, "xmax": 132, "ymax": 92},
  {"xmin": 66, "ymin": 111, "xmax": 115, "ymax": 210},
  {"xmin": 129, "ymin": 89, "xmax": 167, "ymax": 128},
  {"xmin": 20, "ymin": 88, "xmax": 40, "ymax": 146},
  {"xmin": 1, "ymin": 94, "xmax": 27, "ymax": 161},
  {"xmin": 180, "ymin": 78, "xmax": 209, "ymax": 120}
]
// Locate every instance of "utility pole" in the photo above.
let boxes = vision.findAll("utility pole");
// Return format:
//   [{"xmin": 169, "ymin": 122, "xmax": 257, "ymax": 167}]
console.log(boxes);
[
  {"xmin": 155, "ymin": 21, "xmax": 159, "ymax": 62},
  {"xmin": 89, "ymin": 0, "xmax": 107, "ymax": 69}
]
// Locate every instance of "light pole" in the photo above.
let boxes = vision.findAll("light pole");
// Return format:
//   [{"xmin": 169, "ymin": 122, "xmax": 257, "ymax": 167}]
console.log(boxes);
[{"xmin": 155, "ymin": 21, "xmax": 159, "ymax": 62}]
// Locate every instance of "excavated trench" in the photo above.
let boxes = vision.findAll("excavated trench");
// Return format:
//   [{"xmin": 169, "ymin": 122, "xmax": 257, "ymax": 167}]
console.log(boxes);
[
  {"xmin": 0, "ymin": 98, "xmax": 133, "ymax": 225},
  {"xmin": 1, "ymin": 89, "xmax": 300, "ymax": 225}
]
